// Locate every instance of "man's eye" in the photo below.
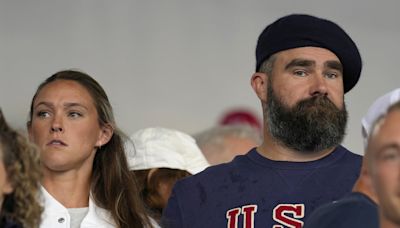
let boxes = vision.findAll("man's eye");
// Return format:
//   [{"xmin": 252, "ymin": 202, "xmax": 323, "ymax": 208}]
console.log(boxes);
[
  {"xmin": 325, "ymin": 72, "xmax": 338, "ymax": 79},
  {"xmin": 379, "ymin": 149, "xmax": 400, "ymax": 163},
  {"xmin": 293, "ymin": 70, "xmax": 307, "ymax": 77}
]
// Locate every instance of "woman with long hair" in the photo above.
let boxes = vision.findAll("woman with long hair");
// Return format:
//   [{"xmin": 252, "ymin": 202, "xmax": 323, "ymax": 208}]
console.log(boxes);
[{"xmin": 27, "ymin": 70, "xmax": 152, "ymax": 228}]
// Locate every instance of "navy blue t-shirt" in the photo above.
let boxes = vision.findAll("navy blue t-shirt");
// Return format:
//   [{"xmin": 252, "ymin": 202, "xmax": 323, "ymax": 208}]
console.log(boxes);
[
  {"xmin": 304, "ymin": 192, "xmax": 378, "ymax": 228},
  {"xmin": 162, "ymin": 146, "xmax": 362, "ymax": 228}
]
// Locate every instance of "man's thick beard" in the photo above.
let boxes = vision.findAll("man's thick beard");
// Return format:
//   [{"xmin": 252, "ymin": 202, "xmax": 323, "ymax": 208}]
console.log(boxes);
[{"xmin": 265, "ymin": 84, "xmax": 348, "ymax": 153}]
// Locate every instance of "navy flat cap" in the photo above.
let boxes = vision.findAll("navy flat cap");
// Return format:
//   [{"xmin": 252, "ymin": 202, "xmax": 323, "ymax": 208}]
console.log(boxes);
[{"xmin": 256, "ymin": 14, "xmax": 362, "ymax": 93}]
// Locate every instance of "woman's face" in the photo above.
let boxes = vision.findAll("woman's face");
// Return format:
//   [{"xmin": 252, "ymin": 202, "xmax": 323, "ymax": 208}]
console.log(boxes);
[
  {"xmin": 0, "ymin": 148, "xmax": 13, "ymax": 204},
  {"xmin": 28, "ymin": 80, "xmax": 110, "ymax": 173}
]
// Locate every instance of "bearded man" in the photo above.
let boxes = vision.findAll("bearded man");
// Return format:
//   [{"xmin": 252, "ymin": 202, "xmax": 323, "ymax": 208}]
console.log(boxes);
[{"xmin": 162, "ymin": 14, "xmax": 363, "ymax": 228}]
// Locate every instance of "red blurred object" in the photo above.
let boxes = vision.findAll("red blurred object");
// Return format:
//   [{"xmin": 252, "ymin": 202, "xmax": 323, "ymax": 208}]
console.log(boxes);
[{"xmin": 219, "ymin": 109, "xmax": 262, "ymax": 131}]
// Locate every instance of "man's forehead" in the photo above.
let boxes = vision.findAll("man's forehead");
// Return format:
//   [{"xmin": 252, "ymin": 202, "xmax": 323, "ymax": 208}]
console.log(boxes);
[
  {"xmin": 370, "ymin": 111, "xmax": 400, "ymax": 149},
  {"xmin": 379, "ymin": 111, "xmax": 400, "ymax": 133}
]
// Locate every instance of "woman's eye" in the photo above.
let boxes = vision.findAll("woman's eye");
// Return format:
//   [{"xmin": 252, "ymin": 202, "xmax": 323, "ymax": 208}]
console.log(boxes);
[
  {"xmin": 37, "ymin": 111, "xmax": 50, "ymax": 118},
  {"xmin": 68, "ymin": 112, "xmax": 82, "ymax": 118}
]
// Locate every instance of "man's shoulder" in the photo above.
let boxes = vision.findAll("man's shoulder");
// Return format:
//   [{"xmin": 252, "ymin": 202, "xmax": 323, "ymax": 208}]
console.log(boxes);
[
  {"xmin": 171, "ymin": 150, "xmax": 263, "ymax": 199},
  {"xmin": 334, "ymin": 145, "xmax": 363, "ymax": 165},
  {"xmin": 336, "ymin": 145, "xmax": 362, "ymax": 158},
  {"xmin": 177, "ymin": 155, "xmax": 245, "ymax": 186}
]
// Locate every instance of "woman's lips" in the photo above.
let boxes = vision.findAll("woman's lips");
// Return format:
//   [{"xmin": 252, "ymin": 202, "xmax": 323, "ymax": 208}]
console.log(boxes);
[{"xmin": 47, "ymin": 139, "xmax": 67, "ymax": 146}]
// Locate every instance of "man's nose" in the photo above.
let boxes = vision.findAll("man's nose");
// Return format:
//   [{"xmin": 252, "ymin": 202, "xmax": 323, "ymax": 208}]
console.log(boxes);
[{"xmin": 309, "ymin": 74, "xmax": 328, "ymax": 97}]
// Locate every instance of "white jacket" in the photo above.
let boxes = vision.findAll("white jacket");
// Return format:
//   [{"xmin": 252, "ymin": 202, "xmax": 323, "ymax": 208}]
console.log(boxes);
[{"xmin": 39, "ymin": 186, "xmax": 116, "ymax": 228}]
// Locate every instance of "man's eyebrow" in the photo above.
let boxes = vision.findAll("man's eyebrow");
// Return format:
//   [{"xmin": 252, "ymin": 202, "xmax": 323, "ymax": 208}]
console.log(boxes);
[
  {"xmin": 284, "ymin": 59, "xmax": 315, "ymax": 70},
  {"xmin": 377, "ymin": 143, "xmax": 400, "ymax": 155},
  {"xmin": 325, "ymin": 60, "xmax": 343, "ymax": 72}
]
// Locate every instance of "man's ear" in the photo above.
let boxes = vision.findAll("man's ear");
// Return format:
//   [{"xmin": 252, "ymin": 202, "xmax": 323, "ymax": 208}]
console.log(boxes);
[
  {"xmin": 362, "ymin": 167, "xmax": 373, "ymax": 189},
  {"xmin": 96, "ymin": 123, "xmax": 114, "ymax": 148},
  {"xmin": 251, "ymin": 72, "xmax": 269, "ymax": 103}
]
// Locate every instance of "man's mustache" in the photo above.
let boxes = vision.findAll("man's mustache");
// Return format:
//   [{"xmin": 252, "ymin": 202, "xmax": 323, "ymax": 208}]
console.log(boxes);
[{"xmin": 296, "ymin": 95, "xmax": 338, "ymax": 111}]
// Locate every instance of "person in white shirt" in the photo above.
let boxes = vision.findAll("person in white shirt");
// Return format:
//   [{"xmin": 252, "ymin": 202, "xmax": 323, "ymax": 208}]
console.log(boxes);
[{"xmin": 27, "ymin": 70, "xmax": 153, "ymax": 228}]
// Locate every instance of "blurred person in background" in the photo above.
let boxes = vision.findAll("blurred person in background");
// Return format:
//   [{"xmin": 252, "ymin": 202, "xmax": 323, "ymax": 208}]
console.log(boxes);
[
  {"xmin": 0, "ymin": 108, "xmax": 42, "ymax": 228},
  {"xmin": 126, "ymin": 127, "xmax": 209, "ymax": 225},
  {"xmin": 367, "ymin": 100, "xmax": 400, "ymax": 228},
  {"xmin": 219, "ymin": 109, "xmax": 262, "ymax": 132},
  {"xmin": 194, "ymin": 124, "xmax": 261, "ymax": 165}
]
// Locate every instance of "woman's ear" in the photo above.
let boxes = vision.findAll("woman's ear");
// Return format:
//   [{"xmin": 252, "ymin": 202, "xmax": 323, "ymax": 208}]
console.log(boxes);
[
  {"xmin": 96, "ymin": 123, "xmax": 114, "ymax": 148},
  {"xmin": 251, "ymin": 72, "xmax": 269, "ymax": 103}
]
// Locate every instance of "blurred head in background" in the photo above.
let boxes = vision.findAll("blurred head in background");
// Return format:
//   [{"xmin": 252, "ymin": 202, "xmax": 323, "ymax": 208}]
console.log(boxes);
[
  {"xmin": 0, "ymin": 108, "xmax": 42, "ymax": 227},
  {"xmin": 194, "ymin": 124, "xmax": 261, "ymax": 165},
  {"xmin": 126, "ymin": 127, "xmax": 209, "ymax": 223}
]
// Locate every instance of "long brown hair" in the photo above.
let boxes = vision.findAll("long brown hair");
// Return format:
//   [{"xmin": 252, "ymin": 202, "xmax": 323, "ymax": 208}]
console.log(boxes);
[
  {"xmin": 0, "ymin": 109, "xmax": 42, "ymax": 227},
  {"xmin": 28, "ymin": 70, "xmax": 152, "ymax": 228}
]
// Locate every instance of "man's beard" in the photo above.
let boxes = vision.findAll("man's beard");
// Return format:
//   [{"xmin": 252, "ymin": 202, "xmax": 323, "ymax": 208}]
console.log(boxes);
[{"xmin": 265, "ymin": 83, "xmax": 348, "ymax": 153}]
